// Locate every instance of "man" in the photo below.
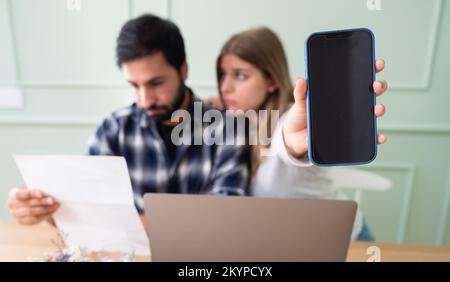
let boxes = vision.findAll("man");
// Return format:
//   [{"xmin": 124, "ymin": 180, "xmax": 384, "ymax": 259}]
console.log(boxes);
[{"xmin": 7, "ymin": 14, "xmax": 250, "ymax": 225}]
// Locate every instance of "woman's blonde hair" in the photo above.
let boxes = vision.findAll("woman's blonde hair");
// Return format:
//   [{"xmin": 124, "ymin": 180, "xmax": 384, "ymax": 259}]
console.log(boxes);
[{"xmin": 216, "ymin": 27, "xmax": 293, "ymax": 177}]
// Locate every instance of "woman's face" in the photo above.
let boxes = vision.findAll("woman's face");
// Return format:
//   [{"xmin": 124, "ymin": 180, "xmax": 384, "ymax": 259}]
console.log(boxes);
[{"xmin": 219, "ymin": 54, "xmax": 276, "ymax": 112}]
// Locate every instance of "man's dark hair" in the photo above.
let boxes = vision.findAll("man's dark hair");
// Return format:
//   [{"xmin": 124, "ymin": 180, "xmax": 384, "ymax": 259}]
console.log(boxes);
[{"xmin": 116, "ymin": 14, "xmax": 186, "ymax": 70}]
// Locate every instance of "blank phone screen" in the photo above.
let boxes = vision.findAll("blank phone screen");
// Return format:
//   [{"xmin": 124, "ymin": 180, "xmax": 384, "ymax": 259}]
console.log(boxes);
[{"xmin": 307, "ymin": 29, "xmax": 376, "ymax": 165}]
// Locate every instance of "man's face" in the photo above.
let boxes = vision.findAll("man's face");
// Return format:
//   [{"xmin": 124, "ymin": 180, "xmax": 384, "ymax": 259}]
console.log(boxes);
[{"xmin": 123, "ymin": 52, "xmax": 187, "ymax": 120}]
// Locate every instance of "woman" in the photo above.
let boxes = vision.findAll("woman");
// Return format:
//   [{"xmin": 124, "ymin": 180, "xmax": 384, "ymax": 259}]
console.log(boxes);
[{"xmin": 210, "ymin": 27, "xmax": 388, "ymax": 240}]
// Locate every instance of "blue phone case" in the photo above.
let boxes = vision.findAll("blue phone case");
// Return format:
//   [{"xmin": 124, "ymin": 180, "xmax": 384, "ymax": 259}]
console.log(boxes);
[{"xmin": 304, "ymin": 28, "xmax": 377, "ymax": 167}]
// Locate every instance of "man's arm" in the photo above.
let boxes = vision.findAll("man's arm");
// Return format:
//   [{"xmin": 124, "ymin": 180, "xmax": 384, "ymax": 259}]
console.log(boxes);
[
  {"xmin": 88, "ymin": 116, "xmax": 120, "ymax": 156},
  {"xmin": 208, "ymin": 143, "xmax": 249, "ymax": 196}
]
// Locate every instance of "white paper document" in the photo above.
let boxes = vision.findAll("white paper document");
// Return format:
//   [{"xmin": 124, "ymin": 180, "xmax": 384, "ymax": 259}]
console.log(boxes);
[{"xmin": 14, "ymin": 155, "xmax": 150, "ymax": 256}]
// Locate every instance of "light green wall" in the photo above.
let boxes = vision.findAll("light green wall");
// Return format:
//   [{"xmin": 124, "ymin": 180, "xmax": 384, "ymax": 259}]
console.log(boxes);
[{"xmin": 0, "ymin": 0, "xmax": 449, "ymax": 245}]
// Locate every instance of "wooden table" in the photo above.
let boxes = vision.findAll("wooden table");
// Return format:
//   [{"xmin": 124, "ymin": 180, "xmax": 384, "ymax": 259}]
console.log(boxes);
[{"xmin": 1, "ymin": 221, "xmax": 450, "ymax": 262}]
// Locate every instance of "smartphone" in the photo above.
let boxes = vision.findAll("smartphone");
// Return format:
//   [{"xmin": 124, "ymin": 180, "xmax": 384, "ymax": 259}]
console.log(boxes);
[{"xmin": 305, "ymin": 28, "xmax": 377, "ymax": 166}]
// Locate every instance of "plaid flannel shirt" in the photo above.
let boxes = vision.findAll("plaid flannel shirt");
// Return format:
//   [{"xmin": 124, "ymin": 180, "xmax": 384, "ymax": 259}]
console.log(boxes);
[{"xmin": 88, "ymin": 92, "xmax": 249, "ymax": 212}]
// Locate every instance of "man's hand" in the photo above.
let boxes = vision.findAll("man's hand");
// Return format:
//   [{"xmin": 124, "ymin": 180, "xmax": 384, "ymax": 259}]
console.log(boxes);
[
  {"xmin": 283, "ymin": 59, "xmax": 388, "ymax": 158},
  {"xmin": 6, "ymin": 187, "xmax": 60, "ymax": 225}
]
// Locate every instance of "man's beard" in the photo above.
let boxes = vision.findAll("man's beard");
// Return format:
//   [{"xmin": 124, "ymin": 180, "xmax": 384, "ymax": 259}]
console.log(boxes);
[{"xmin": 145, "ymin": 77, "xmax": 187, "ymax": 123}]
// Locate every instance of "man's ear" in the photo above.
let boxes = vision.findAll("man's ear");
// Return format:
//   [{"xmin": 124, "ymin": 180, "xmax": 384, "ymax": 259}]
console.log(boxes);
[{"xmin": 180, "ymin": 61, "xmax": 189, "ymax": 81}]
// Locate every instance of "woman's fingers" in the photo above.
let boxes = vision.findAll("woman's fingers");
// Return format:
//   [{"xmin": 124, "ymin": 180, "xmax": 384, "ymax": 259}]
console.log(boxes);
[
  {"xmin": 375, "ymin": 59, "xmax": 385, "ymax": 73},
  {"xmin": 373, "ymin": 79, "xmax": 388, "ymax": 96},
  {"xmin": 375, "ymin": 104, "xmax": 386, "ymax": 117},
  {"xmin": 293, "ymin": 78, "xmax": 307, "ymax": 105},
  {"xmin": 374, "ymin": 59, "xmax": 388, "ymax": 145},
  {"xmin": 377, "ymin": 133, "xmax": 388, "ymax": 144}
]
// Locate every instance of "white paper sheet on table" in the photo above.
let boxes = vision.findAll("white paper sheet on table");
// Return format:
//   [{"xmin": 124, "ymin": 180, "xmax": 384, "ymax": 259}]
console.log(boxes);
[{"xmin": 13, "ymin": 155, "xmax": 150, "ymax": 256}]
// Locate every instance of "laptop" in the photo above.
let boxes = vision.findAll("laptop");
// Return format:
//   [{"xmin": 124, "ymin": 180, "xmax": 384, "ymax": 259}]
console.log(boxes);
[{"xmin": 143, "ymin": 193, "xmax": 357, "ymax": 262}]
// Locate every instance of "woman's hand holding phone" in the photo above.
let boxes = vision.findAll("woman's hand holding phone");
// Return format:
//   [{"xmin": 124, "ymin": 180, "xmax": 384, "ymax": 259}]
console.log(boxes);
[{"xmin": 283, "ymin": 59, "xmax": 388, "ymax": 160}]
